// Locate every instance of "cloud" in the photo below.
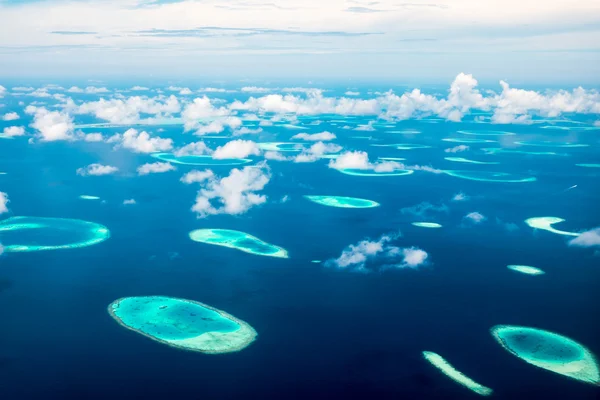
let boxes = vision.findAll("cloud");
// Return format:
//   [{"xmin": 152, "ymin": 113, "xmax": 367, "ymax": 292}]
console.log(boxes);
[
  {"xmin": 241, "ymin": 87, "xmax": 271, "ymax": 93},
  {"xmin": 569, "ymin": 228, "xmax": 600, "ymax": 248},
  {"xmin": 11, "ymin": 87, "xmax": 34, "ymax": 92},
  {"xmin": 83, "ymin": 132, "xmax": 104, "ymax": 142},
  {"xmin": 212, "ymin": 139, "xmax": 260, "ymax": 159},
  {"xmin": 182, "ymin": 96, "xmax": 230, "ymax": 131},
  {"xmin": 345, "ymin": 91, "xmax": 360, "ymax": 96},
  {"xmin": 291, "ymin": 131, "xmax": 336, "ymax": 141},
  {"xmin": 137, "ymin": 162, "xmax": 176, "ymax": 175},
  {"xmin": 25, "ymin": 106, "xmax": 74, "ymax": 141},
  {"xmin": 294, "ymin": 141, "xmax": 342, "ymax": 163},
  {"xmin": 195, "ymin": 117, "xmax": 242, "ymax": 135},
  {"xmin": 0, "ymin": 192, "xmax": 9, "ymax": 214},
  {"xmin": 328, "ymin": 150, "xmax": 402, "ymax": 172},
  {"xmin": 464, "ymin": 212, "xmax": 486, "ymax": 224},
  {"xmin": 175, "ymin": 141, "xmax": 211, "ymax": 156},
  {"xmin": 452, "ymin": 192, "xmax": 469, "ymax": 201},
  {"xmin": 445, "ymin": 145, "xmax": 470, "ymax": 153},
  {"xmin": 190, "ymin": 163, "xmax": 271, "ymax": 217},
  {"xmin": 76, "ymin": 163, "xmax": 119, "ymax": 176},
  {"xmin": 123, "ymin": 199, "xmax": 137, "ymax": 205},
  {"xmin": 180, "ymin": 169, "xmax": 215, "ymax": 184},
  {"xmin": 75, "ymin": 95, "xmax": 180, "ymax": 124},
  {"xmin": 67, "ymin": 86, "xmax": 110, "ymax": 94},
  {"xmin": 234, "ymin": 127, "xmax": 263, "ymax": 135},
  {"xmin": 401, "ymin": 202, "xmax": 449, "ymax": 217},
  {"xmin": 264, "ymin": 151, "xmax": 290, "ymax": 161},
  {"xmin": 131, "ymin": 86, "xmax": 149, "ymax": 91},
  {"xmin": 113, "ymin": 128, "xmax": 173, "ymax": 153},
  {"xmin": 2, "ymin": 126, "xmax": 25, "ymax": 137},
  {"xmin": 326, "ymin": 233, "xmax": 428, "ymax": 272},
  {"xmin": 2, "ymin": 112, "xmax": 19, "ymax": 121}
]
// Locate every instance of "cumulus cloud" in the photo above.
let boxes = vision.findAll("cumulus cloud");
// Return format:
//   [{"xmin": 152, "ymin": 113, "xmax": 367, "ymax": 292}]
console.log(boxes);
[
  {"xmin": 264, "ymin": 151, "xmax": 290, "ymax": 161},
  {"xmin": 2, "ymin": 112, "xmax": 19, "ymax": 121},
  {"xmin": 326, "ymin": 233, "xmax": 428, "ymax": 272},
  {"xmin": 180, "ymin": 169, "xmax": 215, "ymax": 184},
  {"xmin": 569, "ymin": 228, "xmax": 600, "ymax": 248},
  {"xmin": 212, "ymin": 139, "xmax": 260, "ymax": 159},
  {"xmin": 294, "ymin": 141, "xmax": 342, "ymax": 163},
  {"xmin": 0, "ymin": 192, "xmax": 9, "ymax": 214},
  {"xmin": 175, "ymin": 141, "xmax": 211, "ymax": 156},
  {"xmin": 345, "ymin": 91, "xmax": 360, "ymax": 96},
  {"xmin": 123, "ymin": 199, "xmax": 137, "ymax": 205},
  {"xmin": 83, "ymin": 132, "xmax": 104, "ymax": 142},
  {"xmin": 234, "ymin": 127, "xmax": 263, "ymax": 135},
  {"xmin": 181, "ymin": 96, "xmax": 229, "ymax": 131},
  {"xmin": 190, "ymin": 163, "xmax": 271, "ymax": 217},
  {"xmin": 137, "ymin": 162, "xmax": 176, "ymax": 175},
  {"xmin": 328, "ymin": 151, "xmax": 402, "ymax": 172},
  {"xmin": 113, "ymin": 128, "xmax": 173, "ymax": 153},
  {"xmin": 401, "ymin": 202, "xmax": 449, "ymax": 217},
  {"xmin": 67, "ymin": 86, "xmax": 110, "ymax": 94},
  {"xmin": 25, "ymin": 106, "xmax": 74, "ymax": 141},
  {"xmin": 75, "ymin": 95, "xmax": 180, "ymax": 125},
  {"xmin": 445, "ymin": 145, "xmax": 470, "ymax": 153},
  {"xmin": 131, "ymin": 86, "xmax": 149, "ymax": 91},
  {"xmin": 76, "ymin": 163, "xmax": 119, "ymax": 176},
  {"xmin": 291, "ymin": 131, "xmax": 336, "ymax": 141},
  {"xmin": 195, "ymin": 117, "xmax": 242, "ymax": 135},
  {"xmin": 464, "ymin": 212, "xmax": 486, "ymax": 224},
  {"xmin": 2, "ymin": 126, "xmax": 25, "ymax": 137},
  {"xmin": 241, "ymin": 86, "xmax": 271, "ymax": 93}
]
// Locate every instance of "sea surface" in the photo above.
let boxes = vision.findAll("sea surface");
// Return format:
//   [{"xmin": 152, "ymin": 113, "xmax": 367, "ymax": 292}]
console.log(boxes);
[{"xmin": 0, "ymin": 83, "xmax": 599, "ymax": 399}]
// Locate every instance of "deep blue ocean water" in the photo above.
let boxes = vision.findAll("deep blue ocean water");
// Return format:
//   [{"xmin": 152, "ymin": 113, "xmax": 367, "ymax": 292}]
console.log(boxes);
[{"xmin": 0, "ymin": 84, "xmax": 599, "ymax": 399}]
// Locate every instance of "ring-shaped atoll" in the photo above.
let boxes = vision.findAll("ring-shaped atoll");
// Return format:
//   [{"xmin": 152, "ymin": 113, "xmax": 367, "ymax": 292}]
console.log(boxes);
[
  {"xmin": 507, "ymin": 265, "xmax": 545, "ymax": 276},
  {"xmin": 336, "ymin": 168, "xmax": 414, "ymax": 177},
  {"xmin": 443, "ymin": 170, "xmax": 536, "ymax": 183},
  {"xmin": 576, "ymin": 164, "xmax": 600, "ymax": 168},
  {"xmin": 442, "ymin": 138, "xmax": 496, "ymax": 144},
  {"xmin": 388, "ymin": 129, "xmax": 421, "ymax": 134},
  {"xmin": 189, "ymin": 228, "xmax": 288, "ymax": 258},
  {"xmin": 491, "ymin": 325, "xmax": 599, "ymax": 385},
  {"xmin": 371, "ymin": 143, "xmax": 431, "ymax": 150},
  {"xmin": 379, "ymin": 157, "xmax": 407, "ymax": 161},
  {"xmin": 304, "ymin": 195, "xmax": 380, "ymax": 208},
  {"xmin": 444, "ymin": 157, "xmax": 499, "ymax": 165},
  {"xmin": 457, "ymin": 130, "xmax": 515, "ymax": 136},
  {"xmin": 515, "ymin": 141, "xmax": 589, "ymax": 148},
  {"xmin": 108, "ymin": 296, "xmax": 257, "ymax": 354},
  {"xmin": 422, "ymin": 351, "xmax": 493, "ymax": 396},
  {"xmin": 483, "ymin": 148, "xmax": 564, "ymax": 156},
  {"xmin": 151, "ymin": 153, "xmax": 252, "ymax": 166},
  {"xmin": 412, "ymin": 222, "xmax": 442, "ymax": 228},
  {"xmin": 0, "ymin": 216, "xmax": 110, "ymax": 252},
  {"xmin": 524, "ymin": 217, "xmax": 580, "ymax": 237},
  {"xmin": 257, "ymin": 142, "xmax": 306, "ymax": 152},
  {"xmin": 79, "ymin": 195, "xmax": 101, "ymax": 200}
]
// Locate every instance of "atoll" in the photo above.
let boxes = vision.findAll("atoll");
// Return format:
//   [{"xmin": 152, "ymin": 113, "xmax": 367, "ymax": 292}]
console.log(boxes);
[
  {"xmin": 304, "ymin": 195, "xmax": 380, "ymax": 208},
  {"xmin": 576, "ymin": 164, "xmax": 600, "ymax": 168},
  {"xmin": 337, "ymin": 169, "xmax": 414, "ymax": 177},
  {"xmin": 151, "ymin": 153, "xmax": 252, "ymax": 166},
  {"xmin": 378, "ymin": 157, "xmax": 407, "ymax": 161},
  {"xmin": 412, "ymin": 222, "xmax": 442, "ymax": 228},
  {"xmin": 257, "ymin": 142, "xmax": 305, "ymax": 152},
  {"xmin": 0, "ymin": 216, "xmax": 110, "ymax": 252},
  {"xmin": 515, "ymin": 141, "xmax": 589, "ymax": 148},
  {"xmin": 422, "ymin": 351, "xmax": 493, "ymax": 396},
  {"xmin": 444, "ymin": 157, "xmax": 499, "ymax": 165},
  {"xmin": 483, "ymin": 148, "xmax": 564, "ymax": 156},
  {"xmin": 79, "ymin": 195, "xmax": 101, "ymax": 200},
  {"xmin": 443, "ymin": 170, "xmax": 536, "ymax": 183},
  {"xmin": 491, "ymin": 325, "xmax": 600, "ymax": 385},
  {"xmin": 524, "ymin": 217, "xmax": 580, "ymax": 237},
  {"xmin": 442, "ymin": 138, "xmax": 496, "ymax": 144},
  {"xmin": 371, "ymin": 143, "xmax": 431, "ymax": 150},
  {"xmin": 108, "ymin": 296, "xmax": 257, "ymax": 354},
  {"xmin": 457, "ymin": 130, "xmax": 515, "ymax": 136},
  {"xmin": 189, "ymin": 228, "xmax": 288, "ymax": 258},
  {"xmin": 507, "ymin": 265, "xmax": 545, "ymax": 275}
]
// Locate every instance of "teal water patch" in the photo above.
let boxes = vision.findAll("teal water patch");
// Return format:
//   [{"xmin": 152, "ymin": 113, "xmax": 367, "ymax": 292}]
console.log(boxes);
[
  {"xmin": 151, "ymin": 153, "xmax": 252, "ymax": 166},
  {"xmin": 515, "ymin": 141, "xmax": 589, "ymax": 148},
  {"xmin": 443, "ymin": 170, "xmax": 536, "ymax": 183},
  {"xmin": 444, "ymin": 157, "xmax": 499, "ymax": 165},
  {"xmin": 457, "ymin": 130, "xmax": 515, "ymax": 136},
  {"xmin": 79, "ymin": 195, "xmax": 101, "ymax": 200},
  {"xmin": 442, "ymin": 138, "xmax": 496, "ymax": 144},
  {"xmin": 371, "ymin": 143, "xmax": 431, "ymax": 150},
  {"xmin": 108, "ymin": 296, "xmax": 257, "ymax": 354},
  {"xmin": 422, "ymin": 351, "xmax": 493, "ymax": 396},
  {"xmin": 304, "ymin": 195, "xmax": 380, "ymax": 208},
  {"xmin": 524, "ymin": 217, "xmax": 580, "ymax": 237},
  {"xmin": 507, "ymin": 265, "xmax": 545, "ymax": 276},
  {"xmin": 0, "ymin": 216, "xmax": 110, "ymax": 252},
  {"xmin": 189, "ymin": 229, "xmax": 288, "ymax": 258},
  {"xmin": 337, "ymin": 169, "xmax": 414, "ymax": 177},
  {"xmin": 257, "ymin": 142, "xmax": 306, "ymax": 152},
  {"xmin": 412, "ymin": 222, "xmax": 442, "ymax": 228},
  {"xmin": 483, "ymin": 148, "xmax": 565, "ymax": 156},
  {"xmin": 491, "ymin": 325, "xmax": 600, "ymax": 385},
  {"xmin": 576, "ymin": 164, "xmax": 600, "ymax": 168}
]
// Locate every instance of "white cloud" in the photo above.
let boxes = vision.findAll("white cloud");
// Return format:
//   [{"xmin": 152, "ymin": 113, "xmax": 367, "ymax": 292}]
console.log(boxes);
[
  {"xmin": 83, "ymin": 132, "xmax": 104, "ymax": 142},
  {"xmin": 114, "ymin": 128, "xmax": 173, "ymax": 153},
  {"xmin": 131, "ymin": 86, "xmax": 149, "ymax": 91},
  {"xmin": 445, "ymin": 145, "xmax": 470, "ymax": 153},
  {"xmin": 401, "ymin": 202, "xmax": 449, "ymax": 217},
  {"xmin": 401, "ymin": 247, "xmax": 429, "ymax": 268},
  {"xmin": 137, "ymin": 162, "xmax": 176, "ymax": 175},
  {"xmin": 213, "ymin": 139, "xmax": 260, "ymax": 159},
  {"xmin": 76, "ymin": 163, "xmax": 119, "ymax": 176},
  {"xmin": 123, "ymin": 199, "xmax": 137, "ymax": 205},
  {"xmin": 234, "ymin": 127, "xmax": 263, "ymax": 135},
  {"xmin": 180, "ymin": 169, "xmax": 215, "ymax": 184},
  {"xmin": 175, "ymin": 141, "xmax": 211, "ymax": 156},
  {"xmin": 328, "ymin": 150, "xmax": 402, "ymax": 171},
  {"xmin": 294, "ymin": 141, "xmax": 342, "ymax": 163},
  {"xmin": 76, "ymin": 95, "xmax": 180, "ymax": 125},
  {"xmin": 264, "ymin": 151, "xmax": 290, "ymax": 161},
  {"xmin": 194, "ymin": 117, "xmax": 242, "ymax": 135},
  {"xmin": 2, "ymin": 126, "xmax": 25, "ymax": 137},
  {"xmin": 0, "ymin": 192, "xmax": 9, "ymax": 214},
  {"xmin": 241, "ymin": 86, "xmax": 271, "ymax": 93},
  {"xmin": 11, "ymin": 87, "xmax": 34, "ymax": 92},
  {"xmin": 68, "ymin": 86, "xmax": 110, "ymax": 94},
  {"xmin": 25, "ymin": 106, "xmax": 74, "ymax": 141},
  {"xmin": 452, "ymin": 192, "xmax": 469, "ymax": 202},
  {"xmin": 182, "ymin": 96, "xmax": 229, "ymax": 131},
  {"xmin": 2, "ymin": 112, "xmax": 19, "ymax": 121},
  {"xmin": 569, "ymin": 228, "xmax": 600, "ymax": 248},
  {"xmin": 345, "ymin": 91, "xmax": 360, "ymax": 96},
  {"xmin": 464, "ymin": 212, "xmax": 486, "ymax": 224},
  {"xmin": 291, "ymin": 131, "xmax": 336, "ymax": 141},
  {"xmin": 190, "ymin": 163, "xmax": 270, "ymax": 217}
]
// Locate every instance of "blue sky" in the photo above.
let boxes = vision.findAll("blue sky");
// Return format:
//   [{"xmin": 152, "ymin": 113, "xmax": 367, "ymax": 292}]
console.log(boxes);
[{"xmin": 0, "ymin": 0, "xmax": 599, "ymax": 83}]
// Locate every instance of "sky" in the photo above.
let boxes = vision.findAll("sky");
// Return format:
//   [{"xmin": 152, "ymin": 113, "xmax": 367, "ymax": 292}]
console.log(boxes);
[{"xmin": 0, "ymin": 0, "xmax": 599, "ymax": 82}]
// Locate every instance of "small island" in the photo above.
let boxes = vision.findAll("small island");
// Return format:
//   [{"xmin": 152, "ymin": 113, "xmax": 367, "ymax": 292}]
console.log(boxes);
[
  {"xmin": 444, "ymin": 157, "xmax": 499, "ymax": 165},
  {"xmin": 108, "ymin": 296, "xmax": 257, "ymax": 354},
  {"xmin": 422, "ymin": 351, "xmax": 493, "ymax": 396},
  {"xmin": 304, "ymin": 195, "xmax": 380, "ymax": 209},
  {"xmin": 507, "ymin": 264, "xmax": 545, "ymax": 276},
  {"xmin": 189, "ymin": 228, "xmax": 288, "ymax": 258},
  {"xmin": 443, "ymin": 170, "xmax": 536, "ymax": 183},
  {"xmin": 524, "ymin": 217, "xmax": 580, "ymax": 237},
  {"xmin": 412, "ymin": 222, "xmax": 442, "ymax": 229},
  {"xmin": 151, "ymin": 152, "xmax": 252, "ymax": 166}
]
